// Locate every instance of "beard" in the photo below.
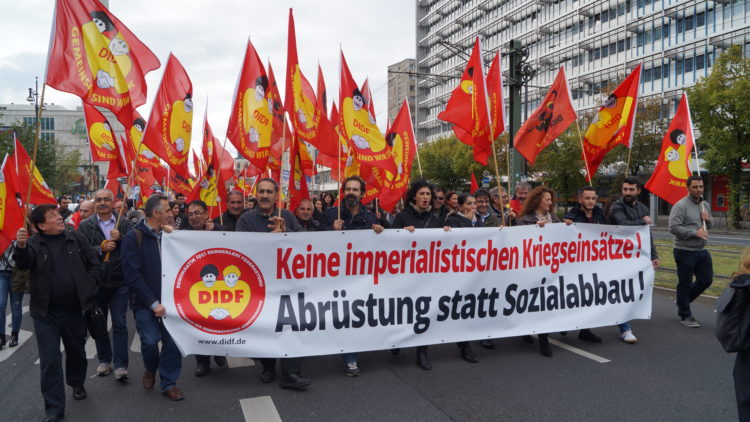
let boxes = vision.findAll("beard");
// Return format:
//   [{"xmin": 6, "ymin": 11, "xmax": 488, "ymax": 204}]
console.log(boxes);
[
  {"xmin": 623, "ymin": 194, "xmax": 636, "ymax": 203},
  {"xmin": 345, "ymin": 194, "xmax": 359, "ymax": 208}
]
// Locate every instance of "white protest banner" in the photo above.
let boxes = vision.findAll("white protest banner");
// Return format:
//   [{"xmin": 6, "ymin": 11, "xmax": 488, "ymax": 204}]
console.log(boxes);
[{"xmin": 161, "ymin": 223, "xmax": 654, "ymax": 357}]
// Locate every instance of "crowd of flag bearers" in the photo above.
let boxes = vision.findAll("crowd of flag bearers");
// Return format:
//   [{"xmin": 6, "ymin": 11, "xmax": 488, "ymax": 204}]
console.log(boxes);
[{"xmin": 0, "ymin": 1, "xmax": 741, "ymax": 421}]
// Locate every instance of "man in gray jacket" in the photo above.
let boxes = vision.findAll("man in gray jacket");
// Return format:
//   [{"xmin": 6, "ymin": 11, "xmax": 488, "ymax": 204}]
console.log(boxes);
[{"xmin": 668, "ymin": 175, "xmax": 712, "ymax": 327}]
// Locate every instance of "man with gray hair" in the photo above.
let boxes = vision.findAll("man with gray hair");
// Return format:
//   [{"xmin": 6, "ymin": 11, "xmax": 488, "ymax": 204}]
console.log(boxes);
[
  {"xmin": 122, "ymin": 194, "xmax": 184, "ymax": 401},
  {"xmin": 509, "ymin": 182, "xmax": 531, "ymax": 215},
  {"xmin": 78, "ymin": 189, "xmax": 132, "ymax": 381}
]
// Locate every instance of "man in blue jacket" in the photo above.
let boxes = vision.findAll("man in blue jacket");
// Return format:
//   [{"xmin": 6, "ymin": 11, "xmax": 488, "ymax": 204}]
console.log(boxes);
[{"xmin": 122, "ymin": 194, "xmax": 184, "ymax": 401}]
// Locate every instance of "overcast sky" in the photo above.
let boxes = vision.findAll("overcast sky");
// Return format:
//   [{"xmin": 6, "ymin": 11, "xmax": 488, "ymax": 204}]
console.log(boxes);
[{"xmin": 0, "ymin": 0, "xmax": 416, "ymax": 154}]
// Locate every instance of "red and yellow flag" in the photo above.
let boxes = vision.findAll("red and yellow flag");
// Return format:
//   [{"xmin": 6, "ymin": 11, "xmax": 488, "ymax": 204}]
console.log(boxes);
[
  {"xmin": 514, "ymin": 67, "xmax": 577, "ymax": 165},
  {"xmin": 106, "ymin": 134, "xmax": 128, "ymax": 179},
  {"xmin": 141, "ymin": 53, "xmax": 193, "ymax": 178},
  {"xmin": 82, "ymin": 103, "xmax": 118, "ymax": 162},
  {"xmin": 267, "ymin": 62, "xmax": 293, "ymax": 168},
  {"xmin": 285, "ymin": 9, "xmax": 334, "ymax": 156},
  {"xmin": 190, "ymin": 113, "xmax": 234, "ymax": 218},
  {"xmin": 486, "ymin": 50, "xmax": 505, "ymax": 141},
  {"xmin": 13, "ymin": 137, "xmax": 56, "ymax": 204},
  {"xmin": 644, "ymin": 93, "xmax": 695, "ymax": 205},
  {"xmin": 438, "ymin": 38, "xmax": 493, "ymax": 165},
  {"xmin": 288, "ymin": 135, "xmax": 311, "ymax": 212},
  {"xmin": 45, "ymin": 0, "xmax": 160, "ymax": 125},
  {"xmin": 582, "ymin": 64, "xmax": 642, "ymax": 180},
  {"xmin": 0, "ymin": 155, "xmax": 26, "ymax": 253},
  {"xmin": 226, "ymin": 40, "xmax": 273, "ymax": 170},
  {"xmin": 369, "ymin": 100, "xmax": 417, "ymax": 212},
  {"xmin": 339, "ymin": 51, "xmax": 397, "ymax": 175},
  {"xmin": 317, "ymin": 64, "xmax": 328, "ymax": 116}
]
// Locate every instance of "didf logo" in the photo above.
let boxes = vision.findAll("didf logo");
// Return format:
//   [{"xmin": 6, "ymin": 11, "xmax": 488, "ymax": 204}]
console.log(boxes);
[{"xmin": 174, "ymin": 248, "xmax": 265, "ymax": 334}]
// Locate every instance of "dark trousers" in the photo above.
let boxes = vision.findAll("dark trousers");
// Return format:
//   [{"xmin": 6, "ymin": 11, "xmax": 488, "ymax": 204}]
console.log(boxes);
[
  {"xmin": 260, "ymin": 358, "xmax": 301, "ymax": 376},
  {"xmin": 736, "ymin": 350, "xmax": 750, "ymax": 422},
  {"xmin": 32, "ymin": 307, "xmax": 88, "ymax": 417},
  {"xmin": 673, "ymin": 249, "xmax": 713, "ymax": 318},
  {"xmin": 94, "ymin": 285, "xmax": 129, "ymax": 369}
]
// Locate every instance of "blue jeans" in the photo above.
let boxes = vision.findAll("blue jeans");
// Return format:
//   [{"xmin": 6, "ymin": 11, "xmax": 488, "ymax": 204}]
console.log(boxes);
[
  {"xmin": 0, "ymin": 271, "xmax": 23, "ymax": 335},
  {"xmin": 33, "ymin": 307, "xmax": 87, "ymax": 417},
  {"xmin": 94, "ymin": 285, "xmax": 129, "ymax": 369},
  {"xmin": 673, "ymin": 249, "xmax": 713, "ymax": 319},
  {"xmin": 341, "ymin": 352, "xmax": 357, "ymax": 365},
  {"xmin": 133, "ymin": 308, "xmax": 182, "ymax": 392},
  {"xmin": 618, "ymin": 322, "xmax": 631, "ymax": 333}
]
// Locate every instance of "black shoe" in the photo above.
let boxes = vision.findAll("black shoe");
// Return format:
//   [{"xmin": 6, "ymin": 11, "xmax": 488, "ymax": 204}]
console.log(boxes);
[
  {"xmin": 460, "ymin": 346, "xmax": 478, "ymax": 363},
  {"xmin": 522, "ymin": 335, "xmax": 534, "ymax": 344},
  {"xmin": 44, "ymin": 414, "xmax": 64, "ymax": 422},
  {"xmin": 195, "ymin": 364, "xmax": 209, "ymax": 377},
  {"xmin": 260, "ymin": 367, "xmax": 275, "ymax": 383},
  {"xmin": 9, "ymin": 333, "xmax": 18, "ymax": 347},
  {"xmin": 578, "ymin": 329, "xmax": 602, "ymax": 343},
  {"xmin": 538, "ymin": 336, "xmax": 553, "ymax": 357},
  {"xmin": 416, "ymin": 350, "xmax": 432, "ymax": 370},
  {"xmin": 73, "ymin": 385, "xmax": 87, "ymax": 400},
  {"xmin": 391, "ymin": 348, "xmax": 400, "ymax": 356},
  {"xmin": 559, "ymin": 331, "xmax": 568, "ymax": 336},
  {"xmin": 0, "ymin": 334, "xmax": 5, "ymax": 349},
  {"xmin": 479, "ymin": 339, "xmax": 495, "ymax": 349},
  {"xmin": 214, "ymin": 356, "xmax": 227, "ymax": 367},
  {"xmin": 280, "ymin": 373, "xmax": 310, "ymax": 390}
]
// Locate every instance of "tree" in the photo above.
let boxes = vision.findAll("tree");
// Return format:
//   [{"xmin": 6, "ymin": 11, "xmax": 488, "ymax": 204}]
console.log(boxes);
[
  {"xmin": 0, "ymin": 122, "xmax": 82, "ymax": 197},
  {"xmin": 529, "ymin": 128, "xmax": 586, "ymax": 200},
  {"xmin": 688, "ymin": 45, "xmax": 750, "ymax": 228}
]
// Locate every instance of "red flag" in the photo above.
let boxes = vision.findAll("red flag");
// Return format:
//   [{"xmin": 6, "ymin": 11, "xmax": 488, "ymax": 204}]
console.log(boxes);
[
  {"xmin": 45, "ymin": 0, "xmax": 160, "ymax": 125},
  {"xmin": 285, "ymin": 9, "xmax": 335, "ymax": 156},
  {"xmin": 317, "ymin": 64, "xmax": 328, "ymax": 115},
  {"xmin": 104, "ymin": 178, "xmax": 124, "ymax": 200},
  {"xmin": 644, "ymin": 93, "xmax": 696, "ymax": 205},
  {"xmin": 470, "ymin": 172, "xmax": 479, "ymax": 193},
  {"xmin": 106, "ymin": 135, "xmax": 128, "ymax": 179},
  {"xmin": 368, "ymin": 100, "xmax": 417, "ymax": 212},
  {"xmin": 191, "ymin": 150, "xmax": 203, "ymax": 179},
  {"xmin": 438, "ymin": 38, "xmax": 493, "ymax": 165},
  {"xmin": 267, "ymin": 62, "xmax": 293, "ymax": 167},
  {"xmin": 124, "ymin": 110, "xmax": 160, "ymax": 172},
  {"xmin": 288, "ymin": 135, "xmax": 310, "ymax": 212},
  {"xmin": 582, "ymin": 64, "xmax": 642, "ymax": 180},
  {"xmin": 82, "ymin": 103, "xmax": 118, "ymax": 162},
  {"xmin": 486, "ymin": 51, "xmax": 505, "ymax": 140},
  {"xmin": 0, "ymin": 155, "xmax": 26, "ymax": 253},
  {"xmin": 226, "ymin": 40, "xmax": 273, "ymax": 170},
  {"xmin": 12, "ymin": 137, "xmax": 56, "ymax": 204},
  {"xmin": 141, "ymin": 53, "xmax": 193, "ymax": 178},
  {"xmin": 190, "ymin": 113, "xmax": 233, "ymax": 218},
  {"xmin": 339, "ymin": 51, "xmax": 397, "ymax": 175},
  {"xmin": 168, "ymin": 171, "xmax": 193, "ymax": 196},
  {"xmin": 514, "ymin": 67, "xmax": 577, "ymax": 165},
  {"xmin": 361, "ymin": 78, "xmax": 377, "ymax": 122}
]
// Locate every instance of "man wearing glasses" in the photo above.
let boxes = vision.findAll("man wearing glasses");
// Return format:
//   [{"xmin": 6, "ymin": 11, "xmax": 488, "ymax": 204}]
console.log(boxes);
[{"xmin": 77, "ymin": 189, "xmax": 132, "ymax": 382}]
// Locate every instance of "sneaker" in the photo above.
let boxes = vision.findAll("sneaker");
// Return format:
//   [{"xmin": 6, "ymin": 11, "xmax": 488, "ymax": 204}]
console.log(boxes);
[
  {"xmin": 96, "ymin": 362, "xmax": 112, "ymax": 376},
  {"xmin": 344, "ymin": 362, "xmax": 360, "ymax": 377},
  {"xmin": 620, "ymin": 330, "xmax": 638, "ymax": 344},
  {"xmin": 114, "ymin": 368, "xmax": 129, "ymax": 382},
  {"xmin": 680, "ymin": 316, "xmax": 700, "ymax": 328}
]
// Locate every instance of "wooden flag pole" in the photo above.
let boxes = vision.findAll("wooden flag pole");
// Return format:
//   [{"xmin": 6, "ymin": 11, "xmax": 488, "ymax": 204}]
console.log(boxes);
[
  {"xmin": 625, "ymin": 144, "xmax": 633, "ymax": 177},
  {"xmin": 278, "ymin": 120, "xmax": 286, "ymax": 218},
  {"xmin": 337, "ymin": 133, "xmax": 342, "ymax": 221},
  {"xmin": 574, "ymin": 120, "xmax": 593, "ymax": 187},
  {"xmin": 25, "ymin": 83, "xmax": 47, "ymax": 213},
  {"xmin": 414, "ymin": 141, "xmax": 423, "ymax": 178},
  {"xmin": 691, "ymin": 135, "xmax": 707, "ymax": 231}
]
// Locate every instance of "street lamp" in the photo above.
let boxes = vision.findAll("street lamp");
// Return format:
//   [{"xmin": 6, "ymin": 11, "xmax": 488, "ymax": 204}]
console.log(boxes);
[{"xmin": 27, "ymin": 76, "xmax": 40, "ymax": 118}]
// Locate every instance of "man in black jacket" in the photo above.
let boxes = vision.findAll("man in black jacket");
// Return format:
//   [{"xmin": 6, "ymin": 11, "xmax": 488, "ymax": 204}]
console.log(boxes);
[
  {"xmin": 15, "ymin": 204, "xmax": 101, "ymax": 422},
  {"xmin": 213, "ymin": 190, "xmax": 245, "ymax": 232},
  {"xmin": 607, "ymin": 177, "xmax": 660, "ymax": 344},
  {"xmin": 78, "ymin": 188, "xmax": 132, "ymax": 381},
  {"xmin": 185, "ymin": 200, "xmax": 228, "ymax": 376},
  {"xmin": 295, "ymin": 199, "xmax": 325, "ymax": 232}
]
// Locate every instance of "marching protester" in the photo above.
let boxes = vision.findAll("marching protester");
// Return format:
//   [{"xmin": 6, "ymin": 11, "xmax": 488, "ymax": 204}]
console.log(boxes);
[
  {"xmin": 668, "ymin": 175, "xmax": 713, "ymax": 327},
  {"xmin": 444, "ymin": 191, "xmax": 459, "ymax": 213},
  {"xmin": 295, "ymin": 198, "xmax": 325, "ymax": 232},
  {"xmin": 0, "ymin": 243, "xmax": 22, "ymax": 349},
  {"xmin": 390, "ymin": 180, "xmax": 449, "ymax": 370},
  {"xmin": 213, "ymin": 190, "xmax": 246, "ymax": 232},
  {"xmin": 168, "ymin": 201, "xmax": 182, "ymax": 228},
  {"xmin": 508, "ymin": 182, "xmax": 531, "ymax": 215},
  {"xmin": 325, "ymin": 176, "xmax": 384, "ymax": 376},
  {"xmin": 474, "ymin": 189, "xmax": 500, "ymax": 227},
  {"xmin": 607, "ymin": 177, "xmax": 660, "ymax": 344},
  {"xmin": 122, "ymin": 194, "xmax": 185, "ymax": 401},
  {"xmin": 489, "ymin": 186, "xmax": 514, "ymax": 224},
  {"xmin": 57, "ymin": 196, "xmax": 72, "ymax": 222},
  {"xmin": 515, "ymin": 186, "xmax": 564, "ymax": 357},
  {"xmin": 431, "ymin": 187, "xmax": 450, "ymax": 220},
  {"xmin": 729, "ymin": 249, "xmax": 750, "ymax": 421},
  {"xmin": 78, "ymin": 189, "xmax": 133, "ymax": 381},
  {"xmin": 68, "ymin": 200, "xmax": 94, "ymax": 230},
  {"xmin": 236, "ymin": 178, "xmax": 310, "ymax": 390},
  {"xmin": 562, "ymin": 186, "xmax": 607, "ymax": 343},
  {"xmin": 183, "ymin": 199, "xmax": 228, "ymax": 377},
  {"xmin": 15, "ymin": 204, "xmax": 101, "ymax": 422}
]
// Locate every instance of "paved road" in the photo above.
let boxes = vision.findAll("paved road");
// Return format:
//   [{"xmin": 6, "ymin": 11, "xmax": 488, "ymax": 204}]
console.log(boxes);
[
  {"xmin": 0, "ymin": 289, "xmax": 739, "ymax": 421},
  {"xmin": 652, "ymin": 229, "xmax": 750, "ymax": 247}
]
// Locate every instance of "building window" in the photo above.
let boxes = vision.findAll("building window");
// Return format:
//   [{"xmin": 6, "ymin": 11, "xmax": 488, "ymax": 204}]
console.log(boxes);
[
  {"xmin": 41, "ymin": 132, "xmax": 54, "ymax": 142},
  {"xmin": 22, "ymin": 117, "xmax": 54, "ymax": 130}
]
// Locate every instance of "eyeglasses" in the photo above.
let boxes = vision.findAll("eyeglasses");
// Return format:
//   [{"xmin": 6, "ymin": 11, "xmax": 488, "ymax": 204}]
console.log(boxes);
[
  {"xmin": 186, "ymin": 211, "xmax": 205, "ymax": 217},
  {"xmin": 436, "ymin": 197, "xmax": 444, "ymax": 200}
]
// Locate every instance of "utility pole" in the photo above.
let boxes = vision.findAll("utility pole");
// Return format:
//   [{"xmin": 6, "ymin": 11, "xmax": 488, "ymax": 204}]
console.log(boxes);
[{"xmin": 507, "ymin": 39, "xmax": 535, "ymax": 192}]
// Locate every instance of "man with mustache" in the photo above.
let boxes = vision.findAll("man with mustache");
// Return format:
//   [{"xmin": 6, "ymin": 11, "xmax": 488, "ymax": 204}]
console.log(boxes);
[
  {"xmin": 325, "ymin": 176, "xmax": 384, "ymax": 377},
  {"xmin": 607, "ymin": 177, "xmax": 660, "ymax": 344},
  {"xmin": 236, "ymin": 178, "xmax": 309, "ymax": 390}
]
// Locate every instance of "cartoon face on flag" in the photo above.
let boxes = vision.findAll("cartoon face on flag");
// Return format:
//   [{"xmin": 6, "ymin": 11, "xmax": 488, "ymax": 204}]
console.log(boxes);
[
  {"xmin": 664, "ymin": 129, "xmax": 690, "ymax": 180},
  {"xmin": 82, "ymin": 103, "xmax": 118, "ymax": 162},
  {"xmin": 585, "ymin": 94, "xmax": 633, "ymax": 148},
  {"xmin": 168, "ymin": 93, "xmax": 193, "ymax": 154}
]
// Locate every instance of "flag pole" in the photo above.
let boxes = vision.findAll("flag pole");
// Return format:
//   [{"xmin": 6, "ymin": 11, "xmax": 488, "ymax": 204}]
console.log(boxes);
[
  {"xmin": 414, "ymin": 141, "xmax": 423, "ymax": 178},
  {"xmin": 337, "ymin": 131, "xmax": 342, "ymax": 221},
  {"xmin": 625, "ymin": 145, "xmax": 633, "ymax": 177},
  {"xmin": 686, "ymin": 94, "xmax": 707, "ymax": 231},
  {"xmin": 25, "ymin": 83, "xmax": 47, "ymax": 213},
  {"xmin": 278, "ymin": 119, "xmax": 286, "ymax": 218},
  {"xmin": 574, "ymin": 120, "xmax": 593, "ymax": 187},
  {"xmin": 217, "ymin": 197, "xmax": 224, "ymax": 226}
]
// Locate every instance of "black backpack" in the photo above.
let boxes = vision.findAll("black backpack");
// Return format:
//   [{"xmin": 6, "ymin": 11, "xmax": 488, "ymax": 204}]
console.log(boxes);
[{"xmin": 715, "ymin": 282, "xmax": 750, "ymax": 353}]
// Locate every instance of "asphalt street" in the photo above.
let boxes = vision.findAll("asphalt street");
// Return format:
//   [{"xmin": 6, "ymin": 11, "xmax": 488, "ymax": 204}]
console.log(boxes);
[
  {"xmin": 0, "ymin": 288, "xmax": 739, "ymax": 422},
  {"xmin": 651, "ymin": 229, "xmax": 750, "ymax": 247}
]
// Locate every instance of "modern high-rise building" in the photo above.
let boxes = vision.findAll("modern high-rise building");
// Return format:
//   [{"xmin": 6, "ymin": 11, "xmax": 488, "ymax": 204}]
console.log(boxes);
[
  {"xmin": 387, "ymin": 58, "xmax": 417, "ymax": 124},
  {"xmin": 416, "ymin": 0, "xmax": 750, "ymax": 143}
]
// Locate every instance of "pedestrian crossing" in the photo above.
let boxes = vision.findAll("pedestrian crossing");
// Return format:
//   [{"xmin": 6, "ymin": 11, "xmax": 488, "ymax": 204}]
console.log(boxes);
[
  {"xmin": 239, "ymin": 396, "xmax": 282, "ymax": 422},
  {"xmin": 0, "ymin": 306, "xmax": 32, "ymax": 363}
]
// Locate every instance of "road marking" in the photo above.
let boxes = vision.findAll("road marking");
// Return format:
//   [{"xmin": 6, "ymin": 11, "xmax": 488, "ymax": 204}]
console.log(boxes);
[
  {"xmin": 130, "ymin": 333, "xmax": 141, "ymax": 353},
  {"xmin": 239, "ymin": 396, "xmax": 282, "ymax": 422},
  {"xmin": 546, "ymin": 336, "xmax": 611, "ymax": 363},
  {"xmin": 0, "ymin": 306, "xmax": 33, "ymax": 363},
  {"xmin": 227, "ymin": 357, "xmax": 255, "ymax": 368},
  {"xmin": 84, "ymin": 314, "xmax": 113, "ymax": 360}
]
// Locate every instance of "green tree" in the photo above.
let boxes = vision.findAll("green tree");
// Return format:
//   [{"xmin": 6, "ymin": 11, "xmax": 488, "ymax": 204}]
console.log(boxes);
[
  {"xmin": 529, "ymin": 128, "xmax": 586, "ymax": 200},
  {"xmin": 688, "ymin": 45, "xmax": 750, "ymax": 228}
]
